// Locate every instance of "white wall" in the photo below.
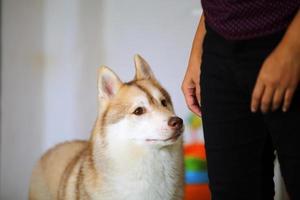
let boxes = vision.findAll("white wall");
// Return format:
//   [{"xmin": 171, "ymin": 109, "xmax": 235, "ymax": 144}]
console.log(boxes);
[
  {"xmin": 1, "ymin": 1, "xmax": 46, "ymax": 199},
  {"xmin": 1, "ymin": 0, "xmax": 200, "ymax": 199}
]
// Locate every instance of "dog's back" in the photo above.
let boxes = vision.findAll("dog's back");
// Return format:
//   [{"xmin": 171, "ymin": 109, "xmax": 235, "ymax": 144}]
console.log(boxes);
[{"xmin": 29, "ymin": 141, "xmax": 88, "ymax": 200}]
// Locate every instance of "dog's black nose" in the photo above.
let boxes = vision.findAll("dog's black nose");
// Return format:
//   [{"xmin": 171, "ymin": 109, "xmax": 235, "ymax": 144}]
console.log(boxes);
[{"xmin": 168, "ymin": 117, "xmax": 183, "ymax": 130}]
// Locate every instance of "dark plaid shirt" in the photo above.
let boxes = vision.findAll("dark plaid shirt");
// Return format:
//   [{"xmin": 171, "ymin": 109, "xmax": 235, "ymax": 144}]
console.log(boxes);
[{"xmin": 201, "ymin": 0, "xmax": 300, "ymax": 40}]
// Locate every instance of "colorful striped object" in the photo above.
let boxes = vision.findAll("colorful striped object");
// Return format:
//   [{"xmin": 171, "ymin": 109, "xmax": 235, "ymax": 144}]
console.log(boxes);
[{"xmin": 184, "ymin": 143, "xmax": 210, "ymax": 200}]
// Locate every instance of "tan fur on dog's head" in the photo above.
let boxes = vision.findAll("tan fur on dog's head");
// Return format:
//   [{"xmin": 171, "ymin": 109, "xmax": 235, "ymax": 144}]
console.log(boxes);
[{"xmin": 95, "ymin": 55, "xmax": 183, "ymax": 149}]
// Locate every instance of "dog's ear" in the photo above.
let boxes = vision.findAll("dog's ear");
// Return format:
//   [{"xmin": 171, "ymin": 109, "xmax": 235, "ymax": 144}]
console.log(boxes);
[
  {"xmin": 134, "ymin": 54, "xmax": 156, "ymax": 81},
  {"xmin": 97, "ymin": 66, "xmax": 122, "ymax": 100}
]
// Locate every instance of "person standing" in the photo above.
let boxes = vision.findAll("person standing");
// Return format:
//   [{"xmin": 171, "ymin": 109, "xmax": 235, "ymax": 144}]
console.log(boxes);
[{"xmin": 182, "ymin": 1, "xmax": 300, "ymax": 199}]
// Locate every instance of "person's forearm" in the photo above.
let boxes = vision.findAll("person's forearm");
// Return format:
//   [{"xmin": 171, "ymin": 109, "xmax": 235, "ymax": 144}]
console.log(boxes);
[
  {"xmin": 278, "ymin": 10, "xmax": 300, "ymax": 57},
  {"xmin": 188, "ymin": 14, "xmax": 206, "ymax": 66}
]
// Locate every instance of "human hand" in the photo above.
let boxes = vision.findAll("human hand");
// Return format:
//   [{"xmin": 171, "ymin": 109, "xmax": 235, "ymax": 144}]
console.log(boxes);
[
  {"xmin": 251, "ymin": 45, "xmax": 300, "ymax": 113},
  {"xmin": 182, "ymin": 59, "xmax": 201, "ymax": 116}
]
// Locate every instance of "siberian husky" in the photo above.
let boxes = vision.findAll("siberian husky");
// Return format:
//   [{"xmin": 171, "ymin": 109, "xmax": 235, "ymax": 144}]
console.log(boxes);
[{"xmin": 29, "ymin": 55, "xmax": 184, "ymax": 200}]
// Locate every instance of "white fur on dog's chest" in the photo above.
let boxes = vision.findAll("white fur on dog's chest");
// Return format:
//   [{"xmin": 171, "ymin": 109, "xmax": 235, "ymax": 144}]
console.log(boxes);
[
  {"xmin": 96, "ymin": 147, "xmax": 183, "ymax": 200},
  {"xmin": 111, "ymin": 175, "xmax": 176, "ymax": 200}
]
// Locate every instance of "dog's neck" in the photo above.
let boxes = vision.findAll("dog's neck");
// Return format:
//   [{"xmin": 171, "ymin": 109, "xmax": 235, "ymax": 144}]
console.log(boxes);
[{"xmin": 88, "ymin": 128, "xmax": 184, "ymax": 200}]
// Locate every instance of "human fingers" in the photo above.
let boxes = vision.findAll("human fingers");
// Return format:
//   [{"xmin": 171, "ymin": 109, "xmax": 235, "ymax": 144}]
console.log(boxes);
[
  {"xmin": 260, "ymin": 86, "xmax": 275, "ymax": 113},
  {"xmin": 195, "ymin": 75, "xmax": 201, "ymax": 107},
  {"xmin": 282, "ymin": 87, "xmax": 296, "ymax": 112},
  {"xmin": 271, "ymin": 87, "xmax": 285, "ymax": 111},
  {"xmin": 251, "ymin": 80, "xmax": 265, "ymax": 112},
  {"xmin": 182, "ymin": 86, "xmax": 201, "ymax": 116}
]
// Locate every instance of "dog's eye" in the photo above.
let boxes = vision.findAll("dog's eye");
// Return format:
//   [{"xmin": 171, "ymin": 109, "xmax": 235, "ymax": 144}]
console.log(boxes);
[
  {"xmin": 161, "ymin": 99, "xmax": 167, "ymax": 107},
  {"xmin": 133, "ymin": 107, "xmax": 145, "ymax": 115}
]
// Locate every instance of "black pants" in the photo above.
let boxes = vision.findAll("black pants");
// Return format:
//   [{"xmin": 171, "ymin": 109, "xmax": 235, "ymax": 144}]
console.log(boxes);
[{"xmin": 200, "ymin": 25, "xmax": 300, "ymax": 200}]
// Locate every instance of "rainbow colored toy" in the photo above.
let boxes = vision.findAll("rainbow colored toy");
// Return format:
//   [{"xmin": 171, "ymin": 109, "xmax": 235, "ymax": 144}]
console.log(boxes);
[
  {"xmin": 185, "ymin": 143, "xmax": 208, "ymax": 184},
  {"xmin": 184, "ymin": 113, "xmax": 210, "ymax": 200}
]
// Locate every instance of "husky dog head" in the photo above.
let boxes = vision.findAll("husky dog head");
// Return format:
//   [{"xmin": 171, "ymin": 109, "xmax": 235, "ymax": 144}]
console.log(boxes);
[{"xmin": 96, "ymin": 55, "xmax": 184, "ymax": 151}]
